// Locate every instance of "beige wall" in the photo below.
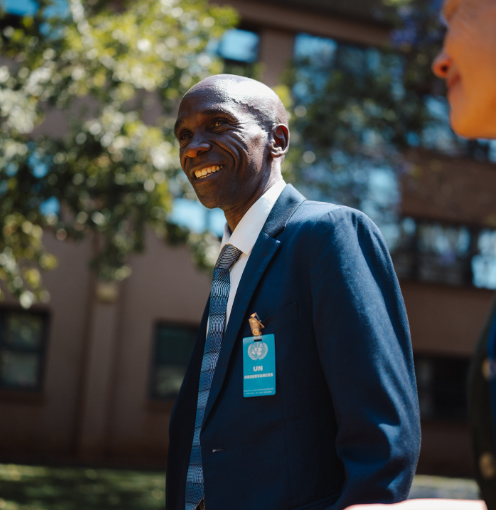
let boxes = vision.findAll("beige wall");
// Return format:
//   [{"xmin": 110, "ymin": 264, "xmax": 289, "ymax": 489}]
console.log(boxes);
[
  {"xmin": 403, "ymin": 281, "xmax": 494, "ymax": 357},
  {"xmin": 106, "ymin": 230, "xmax": 211, "ymax": 462},
  {"xmin": 0, "ymin": 229, "xmax": 211, "ymax": 464},
  {"xmin": 0, "ymin": 233, "xmax": 92, "ymax": 458},
  {"xmin": 403, "ymin": 149, "xmax": 496, "ymax": 226}
]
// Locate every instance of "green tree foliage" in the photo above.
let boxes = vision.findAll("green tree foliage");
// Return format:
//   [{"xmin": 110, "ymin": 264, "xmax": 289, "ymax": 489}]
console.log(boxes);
[{"xmin": 0, "ymin": 0, "xmax": 237, "ymax": 307}]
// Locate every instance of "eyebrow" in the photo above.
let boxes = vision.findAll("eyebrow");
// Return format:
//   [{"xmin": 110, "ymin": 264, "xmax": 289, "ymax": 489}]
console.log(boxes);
[
  {"xmin": 174, "ymin": 107, "xmax": 237, "ymax": 137},
  {"xmin": 174, "ymin": 119, "xmax": 184, "ymax": 137},
  {"xmin": 442, "ymin": 0, "xmax": 460, "ymax": 22}
]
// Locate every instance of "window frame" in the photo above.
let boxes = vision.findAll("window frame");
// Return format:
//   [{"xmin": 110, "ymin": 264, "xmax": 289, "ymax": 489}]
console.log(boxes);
[
  {"xmin": 0, "ymin": 305, "xmax": 50, "ymax": 393},
  {"xmin": 148, "ymin": 319, "xmax": 199, "ymax": 401},
  {"xmin": 413, "ymin": 351, "xmax": 471, "ymax": 423},
  {"xmin": 391, "ymin": 215, "xmax": 496, "ymax": 289}
]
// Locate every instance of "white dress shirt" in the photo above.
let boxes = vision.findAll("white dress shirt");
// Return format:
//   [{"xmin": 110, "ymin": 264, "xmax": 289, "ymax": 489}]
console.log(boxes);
[{"xmin": 206, "ymin": 179, "xmax": 286, "ymax": 334}]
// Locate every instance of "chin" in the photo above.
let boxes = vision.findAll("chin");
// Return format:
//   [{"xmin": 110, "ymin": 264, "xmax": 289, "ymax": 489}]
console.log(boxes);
[
  {"xmin": 449, "ymin": 93, "xmax": 496, "ymax": 139},
  {"xmin": 196, "ymin": 194, "xmax": 221, "ymax": 210},
  {"xmin": 449, "ymin": 108, "xmax": 484, "ymax": 139}
]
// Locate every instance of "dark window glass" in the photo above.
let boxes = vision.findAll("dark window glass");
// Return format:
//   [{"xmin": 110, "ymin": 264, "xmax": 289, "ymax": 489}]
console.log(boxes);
[
  {"xmin": 389, "ymin": 217, "xmax": 417, "ymax": 280},
  {"xmin": 293, "ymin": 33, "xmax": 496, "ymax": 163},
  {"xmin": 293, "ymin": 33, "xmax": 380, "ymax": 102},
  {"xmin": 417, "ymin": 223, "xmax": 471, "ymax": 286},
  {"xmin": 0, "ymin": 309, "xmax": 48, "ymax": 390},
  {"xmin": 472, "ymin": 229, "xmax": 496, "ymax": 289},
  {"xmin": 414, "ymin": 354, "xmax": 469, "ymax": 421},
  {"xmin": 149, "ymin": 323, "xmax": 198, "ymax": 399},
  {"xmin": 390, "ymin": 218, "xmax": 496, "ymax": 289}
]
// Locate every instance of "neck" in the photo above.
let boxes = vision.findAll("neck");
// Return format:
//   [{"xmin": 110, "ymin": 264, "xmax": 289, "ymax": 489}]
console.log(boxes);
[{"xmin": 224, "ymin": 173, "xmax": 281, "ymax": 232}]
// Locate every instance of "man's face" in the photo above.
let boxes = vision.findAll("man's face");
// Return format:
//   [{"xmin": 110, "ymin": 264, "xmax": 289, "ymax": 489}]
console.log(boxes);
[
  {"xmin": 175, "ymin": 85, "xmax": 270, "ymax": 211},
  {"xmin": 432, "ymin": 0, "xmax": 496, "ymax": 139}
]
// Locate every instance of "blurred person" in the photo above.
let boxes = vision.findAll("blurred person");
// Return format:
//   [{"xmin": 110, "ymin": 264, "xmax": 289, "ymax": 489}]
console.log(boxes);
[
  {"xmin": 431, "ymin": 0, "xmax": 496, "ymax": 139},
  {"xmin": 433, "ymin": 0, "xmax": 496, "ymax": 508},
  {"xmin": 165, "ymin": 74, "xmax": 421, "ymax": 510},
  {"xmin": 344, "ymin": 1, "xmax": 496, "ymax": 510}
]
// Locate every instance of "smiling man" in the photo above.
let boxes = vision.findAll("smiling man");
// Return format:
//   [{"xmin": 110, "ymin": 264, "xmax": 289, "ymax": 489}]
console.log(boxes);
[{"xmin": 166, "ymin": 74, "xmax": 421, "ymax": 510}]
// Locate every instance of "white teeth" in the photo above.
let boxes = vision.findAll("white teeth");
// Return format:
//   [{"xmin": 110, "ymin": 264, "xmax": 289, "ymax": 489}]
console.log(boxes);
[{"xmin": 195, "ymin": 165, "xmax": 223, "ymax": 179}]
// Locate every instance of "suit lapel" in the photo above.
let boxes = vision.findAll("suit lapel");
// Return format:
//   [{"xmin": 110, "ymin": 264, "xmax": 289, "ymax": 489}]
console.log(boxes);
[{"xmin": 202, "ymin": 184, "xmax": 306, "ymax": 426}]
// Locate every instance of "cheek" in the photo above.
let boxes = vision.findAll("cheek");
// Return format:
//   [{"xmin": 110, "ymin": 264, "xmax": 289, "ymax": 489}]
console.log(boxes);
[
  {"xmin": 453, "ymin": 17, "xmax": 496, "ymax": 103},
  {"xmin": 244, "ymin": 131, "xmax": 267, "ymax": 161},
  {"xmin": 229, "ymin": 133, "xmax": 265, "ymax": 166},
  {"xmin": 221, "ymin": 134, "xmax": 249, "ymax": 159}
]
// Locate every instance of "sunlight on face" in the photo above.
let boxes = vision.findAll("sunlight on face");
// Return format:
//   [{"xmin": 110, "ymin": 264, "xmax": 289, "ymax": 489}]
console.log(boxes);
[{"xmin": 432, "ymin": 0, "xmax": 496, "ymax": 139}]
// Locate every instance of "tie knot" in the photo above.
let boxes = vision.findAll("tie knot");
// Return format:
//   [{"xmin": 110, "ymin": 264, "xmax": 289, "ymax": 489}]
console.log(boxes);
[{"xmin": 215, "ymin": 244, "xmax": 242, "ymax": 270}]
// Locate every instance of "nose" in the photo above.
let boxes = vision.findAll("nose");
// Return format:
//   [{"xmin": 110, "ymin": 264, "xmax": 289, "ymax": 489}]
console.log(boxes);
[
  {"xmin": 183, "ymin": 133, "xmax": 212, "ymax": 159},
  {"xmin": 432, "ymin": 48, "xmax": 451, "ymax": 79}
]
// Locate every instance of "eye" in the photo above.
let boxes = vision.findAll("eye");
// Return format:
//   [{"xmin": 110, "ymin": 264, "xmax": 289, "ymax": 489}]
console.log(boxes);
[
  {"xmin": 213, "ymin": 118, "xmax": 228, "ymax": 128},
  {"xmin": 178, "ymin": 130, "xmax": 191, "ymax": 142}
]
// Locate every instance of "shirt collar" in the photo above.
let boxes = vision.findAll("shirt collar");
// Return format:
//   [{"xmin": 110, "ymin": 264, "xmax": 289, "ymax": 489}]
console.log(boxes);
[{"xmin": 221, "ymin": 179, "xmax": 286, "ymax": 256}]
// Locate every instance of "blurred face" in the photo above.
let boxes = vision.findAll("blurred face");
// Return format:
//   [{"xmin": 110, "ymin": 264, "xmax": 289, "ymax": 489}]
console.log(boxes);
[
  {"xmin": 175, "ymin": 85, "xmax": 270, "ymax": 211},
  {"xmin": 432, "ymin": 0, "xmax": 496, "ymax": 139}
]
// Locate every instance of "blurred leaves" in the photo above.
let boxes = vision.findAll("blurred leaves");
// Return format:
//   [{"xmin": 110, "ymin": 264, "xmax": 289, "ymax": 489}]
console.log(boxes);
[{"xmin": 0, "ymin": 0, "xmax": 237, "ymax": 306}]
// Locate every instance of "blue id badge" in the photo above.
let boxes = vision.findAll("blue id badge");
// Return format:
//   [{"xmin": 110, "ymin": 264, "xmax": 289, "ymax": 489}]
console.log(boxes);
[{"xmin": 242, "ymin": 334, "xmax": 276, "ymax": 398}]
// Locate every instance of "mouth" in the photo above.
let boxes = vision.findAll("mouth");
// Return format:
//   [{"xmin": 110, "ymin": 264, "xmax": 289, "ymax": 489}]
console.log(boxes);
[{"xmin": 194, "ymin": 165, "xmax": 224, "ymax": 180}]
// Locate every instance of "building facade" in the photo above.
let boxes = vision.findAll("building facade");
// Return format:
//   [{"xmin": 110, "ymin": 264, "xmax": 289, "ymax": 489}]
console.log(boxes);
[{"xmin": 2, "ymin": 0, "xmax": 496, "ymax": 477}]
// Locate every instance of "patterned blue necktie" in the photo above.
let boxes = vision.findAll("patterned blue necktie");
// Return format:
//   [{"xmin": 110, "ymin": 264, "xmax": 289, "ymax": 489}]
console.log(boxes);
[{"xmin": 185, "ymin": 243, "xmax": 243, "ymax": 510}]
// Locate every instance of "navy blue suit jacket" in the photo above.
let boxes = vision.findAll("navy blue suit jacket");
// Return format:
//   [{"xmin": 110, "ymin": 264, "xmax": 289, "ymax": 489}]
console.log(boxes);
[{"xmin": 166, "ymin": 184, "xmax": 420, "ymax": 510}]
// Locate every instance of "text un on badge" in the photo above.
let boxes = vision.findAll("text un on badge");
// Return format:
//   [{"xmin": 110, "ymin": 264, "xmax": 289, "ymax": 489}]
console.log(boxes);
[{"xmin": 242, "ymin": 334, "xmax": 276, "ymax": 398}]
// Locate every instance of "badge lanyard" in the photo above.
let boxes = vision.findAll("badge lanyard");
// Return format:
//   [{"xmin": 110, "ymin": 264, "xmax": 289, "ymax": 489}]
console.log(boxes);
[{"xmin": 242, "ymin": 313, "xmax": 276, "ymax": 398}]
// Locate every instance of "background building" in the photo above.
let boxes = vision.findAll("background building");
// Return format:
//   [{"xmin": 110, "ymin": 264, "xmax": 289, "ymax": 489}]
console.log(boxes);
[{"xmin": 1, "ymin": 0, "xmax": 496, "ymax": 477}]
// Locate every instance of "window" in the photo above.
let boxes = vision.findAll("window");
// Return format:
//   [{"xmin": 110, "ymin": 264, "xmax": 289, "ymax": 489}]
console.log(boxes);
[
  {"xmin": 207, "ymin": 28, "xmax": 259, "ymax": 78},
  {"xmin": 293, "ymin": 33, "xmax": 496, "ymax": 163},
  {"xmin": 214, "ymin": 28, "xmax": 259, "ymax": 64},
  {"xmin": 169, "ymin": 199, "xmax": 225, "ymax": 238},
  {"xmin": 390, "ymin": 217, "xmax": 496, "ymax": 289},
  {"xmin": 149, "ymin": 322, "xmax": 198, "ymax": 399},
  {"xmin": 414, "ymin": 354, "xmax": 469, "ymax": 421},
  {"xmin": 0, "ymin": 309, "xmax": 48, "ymax": 391},
  {"xmin": 2, "ymin": 0, "xmax": 38, "ymax": 16},
  {"xmin": 1, "ymin": 0, "xmax": 67, "ymax": 17},
  {"xmin": 472, "ymin": 229, "xmax": 496, "ymax": 289}
]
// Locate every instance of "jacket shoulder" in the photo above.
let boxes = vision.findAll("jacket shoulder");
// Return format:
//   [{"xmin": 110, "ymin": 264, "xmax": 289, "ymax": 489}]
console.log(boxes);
[{"xmin": 293, "ymin": 200, "xmax": 379, "ymax": 234}]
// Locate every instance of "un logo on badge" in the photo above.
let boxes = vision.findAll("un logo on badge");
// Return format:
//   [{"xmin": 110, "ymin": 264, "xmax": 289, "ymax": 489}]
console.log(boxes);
[{"xmin": 248, "ymin": 341, "xmax": 269, "ymax": 361}]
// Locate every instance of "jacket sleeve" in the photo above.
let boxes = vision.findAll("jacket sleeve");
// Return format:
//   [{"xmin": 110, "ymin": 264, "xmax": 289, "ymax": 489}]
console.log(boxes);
[{"xmin": 308, "ymin": 207, "xmax": 420, "ymax": 508}]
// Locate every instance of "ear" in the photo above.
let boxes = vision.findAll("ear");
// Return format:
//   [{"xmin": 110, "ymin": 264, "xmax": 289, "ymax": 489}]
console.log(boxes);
[{"xmin": 269, "ymin": 124, "xmax": 290, "ymax": 158}]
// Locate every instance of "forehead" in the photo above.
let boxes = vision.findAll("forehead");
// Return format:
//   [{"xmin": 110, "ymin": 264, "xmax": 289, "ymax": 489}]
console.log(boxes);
[{"xmin": 177, "ymin": 85, "xmax": 253, "ymax": 122}]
